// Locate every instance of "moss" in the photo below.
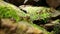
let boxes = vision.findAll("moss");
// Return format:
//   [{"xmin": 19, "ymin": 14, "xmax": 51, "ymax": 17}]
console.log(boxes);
[
  {"xmin": 53, "ymin": 20, "xmax": 60, "ymax": 34},
  {"xmin": 19, "ymin": 6, "xmax": 52, "ymax": 23},
  {"xmin": 53, "ymin": 24, "xmax": 60, "ymax": 34},
  {"xmin": 0, "ymin": 1, "xmax": 26, "ymax": 22}
]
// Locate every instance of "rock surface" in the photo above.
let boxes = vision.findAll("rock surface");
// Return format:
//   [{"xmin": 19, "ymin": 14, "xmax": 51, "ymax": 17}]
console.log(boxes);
[{"xmin": 46, "ymin": 0, "xmax": 60, "ymax": 8}]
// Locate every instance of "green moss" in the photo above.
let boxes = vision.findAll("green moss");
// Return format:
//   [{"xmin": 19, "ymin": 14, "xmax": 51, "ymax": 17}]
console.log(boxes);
[
  {"xmin": 19, "ymin": 6, "xmax": 52, "ymax": 23},
  {"xmin": 0, "ymin": 1, "xmax": 26, "ymax": 22},
  {"xmin": 30, "ymin": 23, "xmax": 51, "ymax": 34},
  {"xmin": 53, "ymin": 20, "xmax": 60, "ymax": 34},
  {"xmin": 53, "ymin": 24, "xmax": 60, "ymax": 34},
  {"xmin": 20, "ymin": 6, "xmax": 60, "ymax": 23}
]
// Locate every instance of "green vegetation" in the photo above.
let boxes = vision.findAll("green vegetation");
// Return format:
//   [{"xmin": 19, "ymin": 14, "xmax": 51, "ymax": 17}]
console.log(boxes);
[
  {"xmin": 0, "ymin": 1, "xmax": 60, "ymax": 34},
  {"xmin": 19, "ymin": 6, "xmax": 52, "ymax": 23},
  {"xmin": 0, "ymin": 1, "xmax": 26, "ymax": 22},
  {"xmin": 53, "ymin": 24, "xmax": 60, "ymax": 34}
]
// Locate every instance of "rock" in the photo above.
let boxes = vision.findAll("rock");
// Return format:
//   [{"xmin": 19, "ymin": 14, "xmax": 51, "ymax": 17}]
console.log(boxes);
[
  {"xmin": 0, "ymin": 18, "xmax": 18, "ymax": 34},
  {"xmin": 44, "ymin": 23, "xmax": 54, "ymax": 32},
  {"xmin": 19, "ymin": 5, "xmax": 60, "ymax": 23},
  {"xmin": 51, "ymin": 19, "xmax": 60, "ymax": 24},
  {"xmin": 44, "ymin": 23, "xmax": 54, "ymax": 27},
  {"xmin": 17, "ymin": 21, "xmax": 43, "ymax": 34},
  {"xmin": 0, "ymin": 2, "xmax": 52, "ymax": 34},
  {"xmin": 44, "ymin": 19, "xmax": 60, "ymax": 32},
  {"xmin": 0, "ymin": 19, "xmax": 51, "ymax": 34},
  {"xmin": 53, "ymin": 24, "xmax": 60, "ymax": 34},
  {"xmin": 26, "ymin": 27, "xmax": 43, "ymax": 34},
  {"xmin": 16, "ymin": 21, "xmax": 51, "ymax": 34},
  {"xmin": 0, "ymin": 1, "xmax": 26, "ymax": 22},
  {"xmin": 0, "ymin": 29, "xmax": 5, "ymax": 34},
  {"xmin": 1, "ymin": 19, "xmax": 17, "ymax": 32},
  {"xmin": 46, "ymin": 0, "xmax": 60, "ymax": 8}
]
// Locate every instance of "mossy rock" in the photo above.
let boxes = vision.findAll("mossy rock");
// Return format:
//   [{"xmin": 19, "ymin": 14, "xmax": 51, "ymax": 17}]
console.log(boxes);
[
  {"xmin": 0, "ymin": 1, "xmax": 26, "ymax": 22},
  {"xmin": 1, "ymin": 18, "xmax": 51, "ymax": 34},
  {"xmin": 19, "ymin": 5, "xmax": 60, "ymax": 23},
  {"xmin": 16, "ymin": 21, "xmax": 51, "ymax": 34}
]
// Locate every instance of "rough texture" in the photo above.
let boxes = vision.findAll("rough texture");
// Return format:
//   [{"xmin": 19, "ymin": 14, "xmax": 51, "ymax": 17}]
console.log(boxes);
[
  {"xmin": 0, "ymin": 19, "xmax": 51, "ymax": 34},
  {"xmin": 46, "ymin": 0, "xmax": 60, "ymax": 8},
  {"xmin": 0, "ymin": 1, "xmax": 52, "ymax": 34},
  {"xmin": 0, "ymin": 1, "xmax": 60, "ymax": 34},
  {"xmin": 0, "ymin": 1, "xmax": 26, "ymax": 22},
  {"xmin": 19, "ymin": 5, "xmax": 60, "ymax": 22}
]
